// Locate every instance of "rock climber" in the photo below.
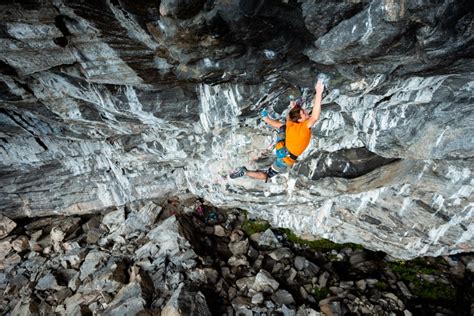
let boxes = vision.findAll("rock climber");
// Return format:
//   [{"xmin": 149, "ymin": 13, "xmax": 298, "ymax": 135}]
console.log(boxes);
[{"xmin": 230, "ymin": 79, "xmax": 325, "ymax": 181}]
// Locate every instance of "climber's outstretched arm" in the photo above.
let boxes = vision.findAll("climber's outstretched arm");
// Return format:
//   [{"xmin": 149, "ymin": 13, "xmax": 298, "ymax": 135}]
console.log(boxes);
[
  {"xmin": 306, "ymin": 80, "xmax": 325, "ymax": 128},
  {"xmin": 264, "ymin": 117, "xmax": 284, "ymax": 129}
]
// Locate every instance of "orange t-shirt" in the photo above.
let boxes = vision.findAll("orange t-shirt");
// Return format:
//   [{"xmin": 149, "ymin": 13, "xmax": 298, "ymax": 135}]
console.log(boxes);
[{"xmin": 285, "ymin": 121, "xmax": 311, "ymax": 156}]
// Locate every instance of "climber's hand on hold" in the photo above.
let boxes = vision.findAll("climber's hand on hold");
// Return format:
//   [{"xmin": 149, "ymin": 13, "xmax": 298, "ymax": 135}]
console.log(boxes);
[
  {"xmin": 315, "ymin": 79, "xmax": 324, "ymax": 95},
  {"xmin": 261, "ymin": 108, "xmax": 283, "ymax": 129}
]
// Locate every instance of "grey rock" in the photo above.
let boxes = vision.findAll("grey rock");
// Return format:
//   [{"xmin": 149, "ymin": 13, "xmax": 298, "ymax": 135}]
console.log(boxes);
[
  {"xmin": 236, "ymin": 276, "xmax": 256, "ymax": 291},
  {"xmin": 228, "ymin": 287, "xmax": 237, "ymax": 301},
  {"xmin": 188, "ymin": 268, "xmax": 219, "ymax": 285},
  {"xmin": 444, "ymin": 257, "xmax": 466, "ymax": 278},
  {"xmin": 254, "ymin": 270, "xmax": 279, "ymax": 293},
  {"xmin": 318, "ymin": 271, "xmax": 330, "ymax": 288},
  {"xmin": 277, "ymin": 304, "xmax": 296, "ymax": 316},
  {"xmin": 35, "ymin": 273, "xmax": 59, "ymax": 291},
  {"xmin": 272, "ymin": 289, "xmax": 295, "ymax": 305},
  {"xmin": 294, "ymin": 256, "xmax": 306, "ymax": 271},
  {"xmin": 0, "ymin": 238, "xmax": 13, "ymax": 259},
  {"xmin": 296, "ymin": 305, "xmax": 322, "ymax": 316},
  {"xmin": 228, "ymin": 255, "xmax": 249, "ymax": 267},
  {"xmin": 161, "ymin": 284, "xmax": 211, "ymax": 316},
  {"xmin": 68, "ymin": 272, "xmax": 81, "ymax": 292},
  {"xmin": 102, "ymin": 282, "xmax": 146, "ymax": 315},
  {"xmin": 251, "ymin": 292, "xmax": 264, "ymax": 305},
  {"xmin": 466, "ymin": 259, "xmax": 474, "ymax": 273},
  {"xmin": 0, "ymin": 215, "xmax": 16, "ymax": 239},
  {"xmin": 0, "ymin": 253, "xmax": 21, "ymax": 271},
  {"xmin": 247, "ymin": 246, "xmax": 259, "ymax": 261},
  {"xmin": 252, "ymin": 255, "xmax": 264, "ymax": 272},
  {"xmin": 86, "ymin": 228, "xmax": 104, "ymax": 244},
  {"xmin": 305, "ymin": 261, "xmax": 320, "ymax": 276},
  {"xmin": 230, "ymin": 229, "xmax": 245, "ymax": 242},
  {"xmin": 302, "ymin": 286, "xmax": 313, "ymax": 301},
  {"xmin": 229, "ymin": 239, "xmax": 249, "ymax": 256},
  {"xmin": 339, "ymin": 281, "xmax": 354, "ymax": 290},
  {"xmin": 232, "ymin": 306, "xmax": 253, "ymax": 316},
  {"xmin": 214, "ymin": 225, "xmax": 226, "ymax": 237},
  {"xmin": 257, "ymin": 229, "xmax": 281, "ymax": 250},
  {"xmin": 102, "ymin": 208, "xmax": 125, "ymax": 231},
  {"xmin": 265, "ymin": 300, "xmax": 276, "ymax": 309},
  {"xmin": 355, "ymin": 279, "xmax": 367, "ymax": 291},
  {"xmin": 12, "ymin": 236, "xmax": 29, "ymax": 253},
  {"xmin": 272, "ymin": 262, "xmax": 285, "ymax": 274},
  {"xmin": 61, "ymin": 247, "xmax": 87, "ymax": 270},
  {"xmin": 319, "ymin": 299, "xmax": 342, "ymax": 316},
  {"xmin": 329, "ymin": 286, "xmax": 344, "ymax": 296},
  {"xmin": 366, "ymin": 278, "xmax": 379, "ymax": 287},
  {"xmin": 287, "ymin": 268, "xmax": 297, "ymax": 284},
  {"xmin": 79, "ymin": 250, "xmax": 107, "ymax": 280},
  {"xmin": 268, "ymin": 247, "xmax": 293, "ymax": 261},
  {"xmin": 349, "ymin": 250, "xmax": 366, "ymax": 266},
  {"xmin": 11, "ymin": 300, "xmax": 39, "ymax": 316},
  {"xmin": 397, "ymin": 281, "xmax": 413, "ymax": 299}
]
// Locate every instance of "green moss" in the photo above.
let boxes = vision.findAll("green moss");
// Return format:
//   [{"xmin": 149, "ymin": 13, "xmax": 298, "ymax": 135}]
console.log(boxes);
[
  {"xmin": 412, "ymin": 283, "xmax": 456, "ymax": 301},
  {"xmin": 241, "ymin": 213, "xmax": 270, "ymax": 235},
  {"xmin": 279, "ymin": 228, "xmax": 363, "ymax": 253},
  {"xmin": 313, "ymin": 287, "xmax": 330, "ymax": 301},
  {"xmin": 374, "ymin": 281, "xmax": 388, "ymax": 290},
  {"xmin": 387, "ymin": 261, "xmax": 456, "ymax": 301},
  {"xmin": 388, "ymin": 261, "xmax": 437, "ymax": 282}
]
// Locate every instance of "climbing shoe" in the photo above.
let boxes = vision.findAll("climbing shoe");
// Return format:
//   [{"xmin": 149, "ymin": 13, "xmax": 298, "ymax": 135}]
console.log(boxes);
[{"xmin": 230, "ymin": 166, "xmax": 247, "ymax": 179}]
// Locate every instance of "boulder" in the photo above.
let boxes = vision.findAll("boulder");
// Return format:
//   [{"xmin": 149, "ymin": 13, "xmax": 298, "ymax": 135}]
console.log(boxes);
[
  {"xmin": 349, "ymin": 250, "xmax": 366, "ymax": 266},
  {"xmin": 254, "ymin": 270, "xmax": 279, "ymax": 293},
  {"xmin": 35, "ymin": 273, "xmax": 60, "ymax": 291},
  {"xmin": 12, "ymin": 236, "xmax": 29, "ymax": 252},
  {"xmin": 268, "ymin": 247, "xmax": 293, "ymax": 261},
  {"xmin": 251, "ymin": 293, "xmax": 264, "ymax": 305},
  {"xmin": 319, "ymin": 299, "xmax": 342, "ymax": 316},
  {"xmin": 0, "ymin": 238, "xmax": 13, "ymax": 259},
  {"xmin": 272, "ymin": 289, "xmax": 295, "ymax": 306},
  {"xmin": 0, "ymin": 215, "xmax": 16, "ymax": 239},
  {"xmin": 229, "ymin": 239, "xmax": 249, "ymax": 256},
  {"xmin": 79, "ymin": 250, "xmax": 107, "ymax": 280},
  {"xmin": 102, "ymin": 283, "xmax": 147, "ymax": 315},
  {"xmin": 214, "ymin": 225, "xmax": 226, "ymax": 237},
  {"xmin": 257, "ymin": 229, "xmax": 281, "ymax": 250},
  {"xmin": 294, "ymin": 256, "xmax": 305, "ymax": 271}
]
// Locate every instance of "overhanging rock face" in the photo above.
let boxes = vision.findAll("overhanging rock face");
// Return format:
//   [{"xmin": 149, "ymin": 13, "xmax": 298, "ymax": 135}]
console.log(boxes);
[{"xmin": 0, "ymin": 0, "xmax": 473, "ymax": 259}]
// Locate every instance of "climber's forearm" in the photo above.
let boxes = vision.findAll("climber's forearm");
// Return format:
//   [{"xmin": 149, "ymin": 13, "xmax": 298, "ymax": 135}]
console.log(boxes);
[
  {"xmin": 264, "ymin": 117, "xmax": 283, "ymax": 129},
  {"xmin": 310, "ymin": 91, "xmax": 323, "ymax": 122},
  {"xmin": 307, "ymin": 80, "xmax": 325, "ymax": 128}
]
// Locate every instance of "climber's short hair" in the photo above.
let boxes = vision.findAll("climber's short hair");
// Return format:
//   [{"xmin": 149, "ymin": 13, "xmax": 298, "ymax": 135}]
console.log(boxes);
[{"xmin": 289, "ymin": 106, "xmax": 303, "ymax": 122}]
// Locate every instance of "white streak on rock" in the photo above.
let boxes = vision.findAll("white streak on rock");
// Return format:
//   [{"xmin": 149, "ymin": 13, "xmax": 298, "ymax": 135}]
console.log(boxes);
[
  {"xmin": 360, "ymin": 2, "xmax": 373, "ymax": 44},
  {"xmin": 108, "ymin": 1, "xmax": 159, "ymax": 50},
  {"xmin": 428, "ymin": 205, "xmax": 473, "ymax": 245}
]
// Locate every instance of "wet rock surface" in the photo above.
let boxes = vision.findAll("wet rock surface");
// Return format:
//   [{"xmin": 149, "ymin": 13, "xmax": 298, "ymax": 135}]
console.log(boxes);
[
  {"xmin": 0, "ymin": 197, "xmax": 472, "ymax": 315},
  {"xmin": 0, "ymin": 0, "xmax": 473, "ymax": 260}
]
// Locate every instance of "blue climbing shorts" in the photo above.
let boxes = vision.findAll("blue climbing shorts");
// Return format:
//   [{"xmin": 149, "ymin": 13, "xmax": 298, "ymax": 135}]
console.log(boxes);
[{"xmin": 267, "ymin": 125, "xmax": 293, "ymax": 178}]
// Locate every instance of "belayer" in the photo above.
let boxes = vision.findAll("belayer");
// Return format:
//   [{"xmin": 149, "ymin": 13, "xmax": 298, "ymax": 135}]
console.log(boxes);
[{"xmin": 230, "ymin": 79, "xmax": 325, "ymax": 181}]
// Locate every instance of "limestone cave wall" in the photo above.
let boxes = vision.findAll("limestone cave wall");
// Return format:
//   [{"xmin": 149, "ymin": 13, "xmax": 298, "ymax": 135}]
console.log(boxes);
[{"xmin": 0, "ymin": 0, "xmax": 473, "ymax": 259}]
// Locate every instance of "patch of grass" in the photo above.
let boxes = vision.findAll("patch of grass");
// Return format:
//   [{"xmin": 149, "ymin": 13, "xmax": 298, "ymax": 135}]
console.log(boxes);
[
  {"xmin": 241, "ymin": 211, "xmax": 270, "ymax": 236},
  {"xmin": 388, "ymin": 261, "xmax": 437, "ymax": 282},
  {"xmin": 387, "ymin": 261, "xmax": 456, "ymax": 301},
  {"xmin": 413, "ymin": 283, "xmax": 456, "ymax": 301},
  {"xmin": 374, "ymin": 281, "xmax": 388, "ymax": 290},
  {"xmin": 279, "ymin": 228, "xmax": 363, "ymax": 253},
  {"xmin": 313, "ymin": 287, "xmax": 330, "ymax": 302}
]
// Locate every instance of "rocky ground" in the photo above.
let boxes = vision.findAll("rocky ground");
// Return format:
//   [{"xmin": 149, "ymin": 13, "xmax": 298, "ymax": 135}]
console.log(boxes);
[{"xmin": 0, "ymin": 195, "xmax": 473, "ymax": 315}]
